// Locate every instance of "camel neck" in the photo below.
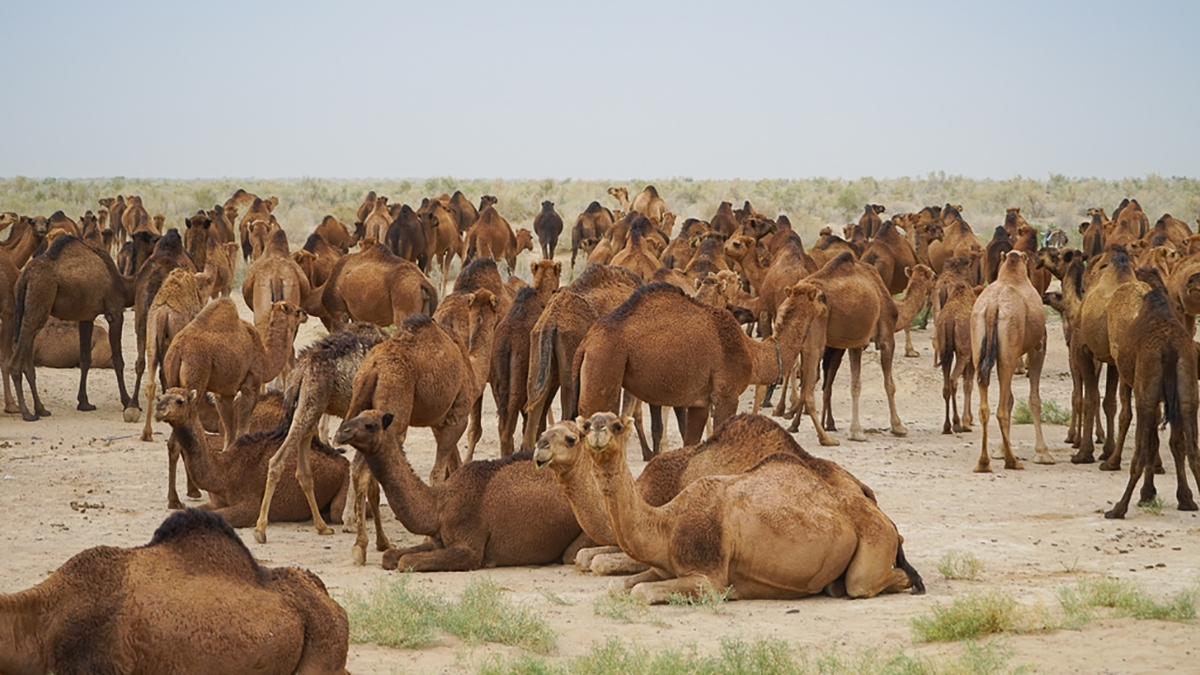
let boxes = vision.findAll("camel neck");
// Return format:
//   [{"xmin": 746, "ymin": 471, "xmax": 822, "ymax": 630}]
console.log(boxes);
[
  {"xmin": 172, "ymin": 416, "xmax": 223, "ymax": 490},
  {"xmin": 896, "ymin": 278, "xmax": 931, "ymax": 329},
  {"xmin": 361, "ymin": 442, "xmax": 439, "ymax": 536},
  {"xmin": 734, "ymin": 253, "xmax": 768, "ymax": 292},
  {"xmin": 591, "ymin": 447, "xmax": 672, "ymax": 569},
  {"xmin": 746, "ymin": 304, "xmax": 815, "ymax": 386},
  {"xmin": 257, "ymin": 315, "xmax": 294, "ymax": 382},
  {"xmin": 0, "ymin": 587, "xmax": 50, "ymax": 675},
  {"xmin": 549, "ymin": 457, "xmax": 616, "ymax": 545},
  {"xmin": 467, "ymin": 315, "xmax": 497, "ymax": 394}
]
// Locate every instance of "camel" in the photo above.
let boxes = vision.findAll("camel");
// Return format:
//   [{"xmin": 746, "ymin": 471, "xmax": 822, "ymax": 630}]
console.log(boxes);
[
  {"xmin": 534, "ymin": 200, "xmax": 564, "ymax": 260},
  {"xmin": 0, "ymin": 508, "xmax": 349, "ymax": 675},
  {"xmin": 9, "ymin": 236, "xmax": 132, "ymax": 421},
  {"xmin": 237, "ymin": 196, "xmax": 279, "ymax": 259},
  {"xmin": 735, "ymin": 233, "xmax": 819, "ymax": 338},
  {"xmin": 138, "ymin": 267, "xmax": 204, "ymax": 441},
  {"xmin": 118, "ymin": 229, "xmax": 161, "ymax": 276},
  {"xmin": 710, "ymin": 202, "xmax": 738, "ymax": 237},
  {"xmin": 465, "ymin": 205, "xmax": 522, "ymax": 272},
  {"xmin": 574, "ymin": 282, "xmax": 826, "ymax": 453},
  {"xmin": 926, "ymin": 205, "xmax": 982, "ymax": 274},
  {"xmin": 385, "ymin": 203, "xmax": 428, "ymax": 269},
  {"xmin": 334, "ymin": 410, "xmax": 589, "ymax": 571},
  {"xmin": 585, "ymin": 238, "xmax": 614, "ymax": 265},
  {"xmin": 294, "ymin": 232, "xmax": 344, "ymax": 289},
  {"xmin": 861, "ymin": 221, "xmax": 940, "ymax": 356},
  {"xmin": 204, "ymin": 204, "xmax": 236, "ymax": 247},
  {"xmin": 30, "ymin": 317, "xmax": 113, "ymax": 368},
  {"xmin": 609, "ymin": 217, "xmax": 662, "ymax": 281},
  {"xmin": 0, "ymin": 249, "xmax": 20, "ymax": 412},
  {"xmin": 776, "ymin": 254, "xmax": 907, "ymax": 445},
  {"xmin": 362, "ymin": 195, "xmax": 391, "ymax": 242},
  {"xmin": 196, "ymin": 239, "xmax": 238, "ymax": 300},
  {"xmin": 129, "ymin": 229, "xmax": 197, "ymax": 421},
  {"xmin": 355, "ymin": 191, "xmax": 377, "ymax": 227},
  {"xmin": 418, "ymin": 198, "xmax": 464, "ymax": 294},
  {"xmin": 1106, "ymin": 280, "xmax": 1200, "ymax": 518},
  {"xmin": 161, "ymin": 298, "xmax": 307, "ymax": 448},
  {"xmin": 247, "ymin": 218, "xmax": 281, "ymax": 261},
  {"xmin": 99, "ymin": 196, "xmax": 128, "ymax": 248},
  {"xmin": 971, "ymin": 251, "xmax": 1051, "ymax": 472},
  {"xmin": 576, "ymin": 412, "xmax": 923, "ymax": 602},
  {"xmin": 312, "ymin": 215, "xmax": 356, "ymax": 253},
  {"xmin": 308, "ymin": 243, "xmax": 437, "ymax": 332},
  {"xmin": 0, "ymin": 215, "xmax": 49, "ymax": 268},
  {"xmin": 154, "ymin": 387, "xmax": 349, "ymax": 528},
  {"xmin": 121, "ymin": 195, "xmax": 152, "ymax": 236},
  {"xmin": 253, "ymin": 323, "xmax": 390, "ymax": 544},
  {"xmin": 522, "ymin": 265, "xmax": 643, "ymax": 453},
  {"xmin": 1035, "ymin": 247, "xmax": 1095, "ymax": 447},
  {"xmin": 571, "ymin": 201, "xmax": 615, "ymax": 269},
  {"xmin": 935, "ymin": 278, "xmax": 976, "ymax": 433},
  {"xmin": 859, "ymin": 204, "xmax": 886, "ymax": 239},
  {"xmin": 242, "ymin": 229, "xmax": 312, "ymax": 329},
  {"xmin": 183, "ymin": 212, "xmax": 211, "ymax": 270},
  {"xmin": 1167, "ymin": 253, "xmax": 1200, "ymax": 336},
  {"xmin": 443, "ymin": 190, "xmax": 478, "ymax": 234},
  {"xmin": 534, "ymin": 412, "xmax": 880, "ymax": 576}
]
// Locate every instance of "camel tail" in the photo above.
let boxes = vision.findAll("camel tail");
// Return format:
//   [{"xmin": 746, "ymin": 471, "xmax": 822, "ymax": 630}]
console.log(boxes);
[
  {"xmin": 527, "ymin": 325, "xmax": 557, "ymax": 412},
  {"xmin": 977, "ymin": 309, "xmax": 999, "ymax": 388},
  {"xmin": 493, "ymin": 337, "xmax": 512, "ymax": 421},
  {"xmin": 12, "ymin": 274, "xmax": 29, "ymax": 345},
  {"xmin": 1162, "ymin": 344, "xmax": 1181, "ymax": 427},
  {"xmin": 937, "ymin": 326, "xmax": 956, "ymax": 370},
  {"xmin": 420, "ymin": 277, "xmax": 438, "ymax": 316},
  {"xmin": 271, "ymin": 276, "xmax": 284, "ymax": 303},
  {"xmin": 896, "ymin": 539, "xmax": 926, "ymax": 595}
]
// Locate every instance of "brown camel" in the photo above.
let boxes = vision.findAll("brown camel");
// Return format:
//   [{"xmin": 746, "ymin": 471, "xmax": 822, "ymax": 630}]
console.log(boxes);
[
  {"xmin": 204, "ymin": 204, "xmax": 236, "ymax": 247},
  {"xmin": 9, "ymin": 236, "xmax": 132, "ymax": 421},
  {"xmin": 129, "ymin": 229, "xmax": 197, "ymax": 422},
  {"xmin": 161, "ymin": 298, "xmax": 307, "ymax": 448},
  {"xmin": 385, "ymin": 203, "xmax": 428, "ymax": 269},
  {"xmin": 861, "ymin": 221, "xmax": 940, "ymax": 356},
  {"xmin": 0, "ymin": 215, "xmax": 49, "ymax": 268},
  {"xmin": 732, "ymin": 233, "xmax": 818, "ymax": 338},
  {"xmin": 99, "ymin": 196, "xmax": 128, "ymax": 248},
  {"xmin": 334, "ymin": 410, "xmax": 589, "ymax": 571},
  {"xmin": 777, "ymin": 255, "xmax": 907, "ymax": 445},
  {"xmin": 859, "ymin": 204, "xmax": 886, "ymax": 239},
  {"xmin": 294, "ymin": 232, "xmax": 344, "ymax": 289},
  {"xmin": 926, "ymin": 205, "xmax": 982, "ymax": 275},
  {"xmin": 522, "ymin": 265, "xmax": 644, "ymax": 453},
  {"xmin": 571, "ymin": 201, "xmax": 615, "ymax": 269},
  {"xmin": 574, "ymin": 282, "xmax": 826, "ymax": 452},
  {"xmin": 183, "ymin": 212, "xmax": 211, "ymax": 270},
  {"xmin": 308, "ymin": 243, "xmax": 437, "ymax": 332},
  {"xmin": 362, "ymin": 195, "xmax": 391, "ymax": 242},
  {"xmin": 238, "ymin": 196, "xmax": 279, "ymax": 259},
  {"xmin": 253, "ymin": 324, "xmax": 390, "ymax": 544},
  {"xmin": 355, "ymin": 191, "xmax": 376, "ymax": 227},
  {"xmin": 445, "ymin": 190, "xmax": 479, "ymax": 234},
  {"xmin": 140, "ymin": 268, "xmax": 204, "ymax": 442},
  {"xmin": 534, "ymin": 200, "xmax": 564, "ymax": 259},
  {"xmin": 418, "ymin": 198, "xmax": 464, "ymax": 294},
  {"xmin": 154, "ymin": 387, "xmax": 349, "ymax": 527},
  {"xmin": 534, "ymin": 412, "xmax": 880, "ymax": 576},
  {"xmin": 971, "ymin": 251, "xmax": 1051, "ymax": 472},
  {"xmin": 0, "ymin": 508, "xmax": 349, "ymax": 675},
  {"xmin": 1035, "ymin": 247, "xmax": 1094, "ymax": 447},
  {"xmin": 610, "ymin": 217, "xmax": 663, "ymax": 281},
  {"xmin": 1106, "ymin": 281, "xmax": 1200, "ymax": 518},
  {"xmin": 935, "ymin": 278, "xmax": 976, "ymax": 434},
  {"xmin": 242, "ymin": 229, "xmax": 312, "ymax": 329},
  {"xmin": 196, "ymin": 239, "xmax": 238, "ymax": 300},
  {"xmin": 465, "ymin": 205, "xmax": 521, "ymax": 271},
  {"xmin": 314, "ymin": 215, "xmax": 357, "ymax": 253},
  {"xmin": 0, "ymin": 249, "xmax": 20, "ymax": 411},
  {"xmin": 576, "ymin": 412, "xmax": 923, "ymax": 602},
  {"xmin": 121, "ymin": 195, "xmax": 152, "ymax": 236},
  {"xmin": 31, "ymin": 317, "xmax": 113, "ymax": 368}
]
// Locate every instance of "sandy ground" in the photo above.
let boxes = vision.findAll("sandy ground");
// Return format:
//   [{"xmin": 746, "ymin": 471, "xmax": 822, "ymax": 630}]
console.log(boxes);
[{"xmin": 3, "ymin": 280, "xmax": 1199, "ymax": 674}]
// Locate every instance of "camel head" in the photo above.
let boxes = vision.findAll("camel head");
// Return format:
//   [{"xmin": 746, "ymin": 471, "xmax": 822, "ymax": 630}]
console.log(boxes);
[
  {"xmin": 515, "ymin": 228, "xmax": 534, "ymax": 254},
  {"xmin": 292, "ymin": 249, "xmax": 317, "ymax": 279},
  {"xmin": 872, "ymin": 204, "xmax": 887, "ymax": 215},
  {"xmin": 153, "ymin": 213, "xmax": 166, "ymax": 230},
  {"xmin": 999, "ymin": 250, "xmax": 1030, "ymax": 280},
  {"xmin": 265, "ymin": 196, "xmax": 280, "ymax": 211},
  {"xmin": 541, "ymin": 200, "xmax": 554, "ymax": 211},
  {"xmin": 661, "ymin": 212, "xmax": 676, "ymax": 235},
  {"xmin": 479, "ymin": 195, "xmax": 498, "ymax": 211},
  {"xmin": 692, "ymin": 274, "xmax": 727, "ymax": 308},
  {"xmin": 44, "ymin": 228, "xmax": 72, "ymax": 247},
  {"xmin": 0, "ymin": 211, "xmax": 21, "ymax": 229},
  {"xmin": 921, "ymin": 223, "xmax": 945, "ymax": 243},
  {"xmin": 577, "ymin": 412, "xmax": 633, "ymax": 461},
  {"xmin": 154, "ymin": 388, "xmax": 199, "ymax": 424},
  {"xmin": 270, "ymin": 300, "xmax": 309, "ymax": 332},
  {"xmin": 532, "ymin": 420, "xmax": 583, "ymax": 471},
  {"xmin": 30, "ymin": 215, "xmax": 49, "ymax": 237},
  {"xmin": 776, "ymin": 282, "xmax": 827, "ymax": 334},
  {"xmin": 1034, "ymin": 246, "xmax": 1062, "ymax": 272},
  {"xmin": 531, "ymin": 259, "xmax": 562, "ymax": 291},
  {"xmin": 904, "ymin": 264, "xmax": 935, "ymax": 286},
  {"xmin": 606, "ymin": 187, "xmax": 628, "ymax": 204},
  {"xmin": 1126, "ymin": 239, "xmax": 1147, "ymax": 261},
  {"xmin": 334, "ymin": 410, "xmax": 393, "ymax": 454},
  {"xmin": 723, "ymin": 235, "xmax": 756, "ymax": 261}
]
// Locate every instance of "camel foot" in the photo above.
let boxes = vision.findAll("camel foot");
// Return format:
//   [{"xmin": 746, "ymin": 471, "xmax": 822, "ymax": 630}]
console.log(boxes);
[
  {"xmin": 1104, "ymin": 508, "xmax": 1126, "ymax": 519},
  {"xmin": 891, "ymin": 425, "xmax": 909, "ymax": 437},
  {"xmin": 904, "ymin": 349, "xmax": 920, "ymax": 358},
  {"xmin": 381, "ymin": 549, "xmax": 402, "ymax": 570},
  {"xmin": 953, "ymin": 424, "xmax": 972, "ymax": 433},
  {"xmin": 316, "ymin": 524, "xmax": 335, "ymax": 536},
  {"xmin": 1005, "ymin": 459, "xmax": 1025, "ymax": 470},
  {"xmin": 1179, "ymin": 500, "xmax": 1199, "ymax": 512},
  {"xmin": 1034, "ymin": 452, "xmax": 1055, "ymax": 465},
  {"xmin": 818, "ymin": 435, "xmax": 840, "ymax": 446},
  {"xmin": 942, "ymin": 424, "xmax": 952, "ymax": 435},
  {"xmin": 186, "ymin": 489, "xmax": 202, "ymax": 500},
  {"xmin": 849, "ymin": 431, "xmax": 867, "ymax": 442},
  {"xmin": 1155, "ymin": 465, "xmax": 1166, "ymax": 475},
  {"xmin": 973, "ymin": 463, "xmax": 992, "ymax": 473},
  {"xmin": 352, "ymin": 545, "xmax": 367, "ymax": 566},
  {"xmin": 77, "ymin": 402, "xmax": 96, "ymax": 412},
  {"xmin": 253, "ymin": 529, "xmax": 267, "ymax": 544},
  {"xmin": 168, "ymin": 499, "xmax": 184, "ymax": 510},
  {"xmin": 4, "ymin": 404, "xmax": 18, "ymax": 414},
  {"xmin": 123, "ymin": 407, "xmax": 141, "ymax": 423},
  {"xmin": 21, "ymin": 412, "xmax": 40, "ymax": 422},
  {"xmin": 1070, "ymin": 451, "xmax": 1095, "ymax": 464},
  {"xmin": 139, "ymin": 432, "xmax": 153, "ymax": 442},
  {"xmin": 1099, "ymin": 459, "xmax": 1120, "ymax": 472}
]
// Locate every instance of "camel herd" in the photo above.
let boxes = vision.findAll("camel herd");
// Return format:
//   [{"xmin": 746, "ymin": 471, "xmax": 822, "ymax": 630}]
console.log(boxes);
[{"xmin": 4, "ymin": 186, "xmax": 1200, "ymax": 673}]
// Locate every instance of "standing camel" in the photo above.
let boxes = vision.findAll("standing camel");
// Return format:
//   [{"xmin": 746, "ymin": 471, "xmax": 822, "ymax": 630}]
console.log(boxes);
[{"xmin": 971, "ymin": 251, "xmax": 1051, "ymax": 472}]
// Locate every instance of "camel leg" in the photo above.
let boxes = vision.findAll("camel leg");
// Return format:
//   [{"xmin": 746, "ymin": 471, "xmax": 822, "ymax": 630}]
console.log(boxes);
[
  {"xmin": 561, "ymin": 531, "xmax": 595, "ymax": 567},
  {"xmin": 961, "ymin": 359, "xmax": 975, "ymax": 430},
  {"xmin": 631, "ymin": 573, "xmax": 730, "ymax": 605},
  {"xmin": 574, "ymin": 545, "xmax": 620, "ymax": 570},
  {"xmin": 590, "ymin": 552, "xmax": 651, "ymax": 576},
  {"xmin": 166, "ymin": 436, "xmax": 185, "ymax": 509},
  {"xmin": 216, "ymin": 394, "xmax": 237, "ymax": 450},
  {"xmin": 1101, "ymin": 382, "xmax": 1133, "ymax": 472},
  {"xmin": 464, "ymin": 394, "xmax": 483, "ymax": 463},
  {"xmin": 1066, "ymin": 346, "xmax": 1083, "ymax": 446},
  {"xmin": 772, "ymin": 369, "xmax": 791, "ymax": 418},
  {"xmin": 791, "ymin": 334, "xmax": 838, "ymax": 445},
  {"xmin": 843, "ymin": 534, "xmax": 913, "ymax": 598},
  {"xmin": 941, "ymin": 354, "xmax": 955, "ymax": 434},
  {"xmin": 1106, "ymin": 405, "xmax": 1158, "ymax": 519},
  {"xmin": 976, "ymin": 376, "xmax": 992, "ymax": 473},
  {"xmin": 1098, "ymin": 363, "xmax": 1118, "ymax": 462},
  {"xmin": 622, "ymin": 394, "xmax": 653, "ymax": 460},
  {"xmin": 389, "ymin": 543, "xmax": 484, "ymax": 573},
  {"xmin": 649, "ymin": 404, "xmax": 664, "ymax": 458},
  {"xmin": 351, "ymin": 455, "xmax": 372, "ymax": 565},
  {"xmin": 683, "ymin": 405, "xmax": 708, "ymax": 446},
  {"xmin": 1169, "ymin": 418, "xmax": 1198, "ymax": 512},
  {"xmin": 996, "ymin": 362, "xmax": 1024, "ymax": 470},
  {"xmin": 106, "ymin": 309, "xmax": 131, "ymax": 408},
  {"xmin": 233, "ymin": 384, "xmax": 258, "ymax": 443},
  {"xmin": 430, "ymin": 419, "xmax": 466, "ymax": 484},
  {"xmin": 848, "ymin": 348, "xmax": 867, "ymax": 441},
  {"xmin": 368, "ymin": 476, "xmax": 390, "ymax": 551},
  {"xmin": 1, "ymin": 317, "xmax": 17, "ymax": 414},
  {"xmin": 903, "ymin": 326, "xmax": 920, "ymax": 358},
  {"xmin": 753, "ymin": 384, "xmax": 767, "ymax": 412},
  {"xmin": 879, "ymin": 334, "xmax": 907, "ymax": 437},
  {"xmin": 1072, "ymin": 348, "xmax": 1100, "ymax": 464},
  {"xmin": 341, "ymin": 454, "xmax": 358, "ymax": 532},
  {"xmin": 76, "ymin": 320, "xmax": 96, "ymax": 411},
  {"xmin": 1025, "ymin": 341, "xmax": 1053, "ymax": 465},
  {"xmin": 820, "ymin": 347, "xmax": 845, "ymax": 431}
]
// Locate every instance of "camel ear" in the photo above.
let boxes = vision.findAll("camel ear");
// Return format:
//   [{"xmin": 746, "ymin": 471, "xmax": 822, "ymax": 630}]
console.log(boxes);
[
  {"xmin": 621, "ymin": 416, "xmax": 635, "ymax": 433},
  {"xmin": 903, "ymin": 266, "xmax": 913, "ymax": 278},
  {"xmin": 576, "ymin": 416, "xmax": 589, "ymax": 431},
  {"xmin": 188, "ymin": 389, "xmax": 198, "ymax": 403},
  {"xmin": 784, "ymin": 285, "xmax": 795, "ymax": 297},
  {"xmin": 693, "ymin": 277, "xmax": 703, "ymax": 290},
  {"xmin": 381, "ymin": 413, "xmax": 394, "ymax": 430}
]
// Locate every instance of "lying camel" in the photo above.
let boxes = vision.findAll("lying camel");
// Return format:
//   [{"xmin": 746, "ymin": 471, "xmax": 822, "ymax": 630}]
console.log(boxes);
[
  {"xmin": 32, "ymin": 317, "xmax": 113, "ymax": 368},
  {"xmin": 334, "ymin": 409, "xmax": 590, "ymax": 571},
  {"xmin": 0, "ymin": 508, "xmax": 349, "ymax": 674},
  {"xmin": 534, "ymin": 412, "xmax": 877, "ymax": 576},
  {"xmin": 154, "ymin": 388, "xmax": 350, "ymax": 528},
  {"xmin": 576, "ymin": 412, "xmax": 923, "ymax": 602}
]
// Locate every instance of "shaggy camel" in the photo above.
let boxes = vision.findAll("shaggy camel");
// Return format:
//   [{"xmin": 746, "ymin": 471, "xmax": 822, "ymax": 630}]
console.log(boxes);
[
  {"xmin": 576, "ymin": 412, "xmax": 923, "ymax": 602},
  {"xmin": 154, "ymin": 388, "xmax": 349, "ymax": 528},
  {"xmin": 780, "ymin": 255, "xmax": 907, "ymax": 445},
  {"xmin": 253, "ymin": 323, "xmax": 389, "ymax": 545},
  {"xmin": 522, "ymin": 265, "xmax": 643, "ymax": 453},
  {"xmin": 161, "ymin": 298, "xmax": 306, "ymax": 449},
  {"xmin": 935, "ymin": 279, "xmax": 976, "ymax": 433},
  {"xmin": 129, "ymin": 229, "xmax": 196, "ymax": 421},
  {"xmin": 534, "ymin": 200, "xmax": 563, "ymax": 259},
  {"xmin": 535, "ymin": 412, "xmax": 879, "ymax": 576},
  {"xmin": 308, "ymin": 243, "xmax": 437, "ymax": 332},
  {"xmin": 9, "ymin": 236, "xmax": 132, "ymax": 421},
  {"xmin": 334, "ymin": 410, "xmax": 589, "ymax": 570},
  {"xmin": 575, "ymin": 282, "xmax": 826, "ymax": 452},
  {"xmin": 571, "ymin": 201, "xmax": 615, "ymax": 269},
  {"xmin": 140, "ymin": 268, "xmax": 204, "ymax": 442},
  {"xmin": 0, "ymin": 509, "xmax": 349, "ymax": 675},
  {"xmin": 1106, "ymin": 282, "xmax": 1200, "ymax": 518},
  {"xmin": 971, "ymin": 251, "xmax": 1051, "ymax": 472}
]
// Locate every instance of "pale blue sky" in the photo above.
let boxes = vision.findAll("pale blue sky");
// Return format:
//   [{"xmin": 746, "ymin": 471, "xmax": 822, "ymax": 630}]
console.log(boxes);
[{"xmin": 2, "ymin": 1, "xmax": 1197, "ymax": 179}]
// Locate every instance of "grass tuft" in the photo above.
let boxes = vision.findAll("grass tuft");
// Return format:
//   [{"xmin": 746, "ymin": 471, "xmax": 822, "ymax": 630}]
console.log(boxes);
[
  {"xmin": 1058, "ymin": 577, "xmax": 1196, "ymax": 624},
  {"xmin": 911, "ymin": 591, "xmax": 1049, "ymax": 642},
  {"xmin": 536, "ymin": 587, "xmax": 575, "ymax": 606},
  {"xmin": 342, "ymin": 575, "xmax": 556, "ymax": 653},
  {"xmin": 1012, "ymin": 399, "xmax": 1071, "ymax": 425},
  {"xmin": 592, "ymin": 590, "xmax": 665, "ymax": 626},
  {"xmin": 666, "ymin": 580, "xmax": 733, "ymax": 612},
  {"xmin": 937, "ymin": 551, "xmax": 984, "ymax": 581},
  {"xmin": 1137, "ymin": 495, "xmax": 1165, "ymax": 516}
]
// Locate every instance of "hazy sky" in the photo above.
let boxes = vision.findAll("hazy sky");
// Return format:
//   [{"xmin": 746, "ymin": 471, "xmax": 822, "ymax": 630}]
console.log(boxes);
[{"xmin": 2, "ymin": 1, "xmax": 1197, "ymax": 180}]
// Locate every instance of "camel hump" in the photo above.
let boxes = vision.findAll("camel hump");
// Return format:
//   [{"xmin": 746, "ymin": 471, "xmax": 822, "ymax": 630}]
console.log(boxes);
[
  {"xmin": 454, "ymin": 257, "xmax": 501, "ymax": 293},
  {"xmin": 42, "ymin": 233, "xmax": 83, "ymax": 259},
  {"xmin": 400, "ymin": 313, "xmax": 436, "ymax": 334},
  {"xmin": 820, "ymin": 251, "xmax": 858, "ymax": 273},
  {"xmin": 602, "ymin": 281, "xmax": 690, "ymax": 326}
]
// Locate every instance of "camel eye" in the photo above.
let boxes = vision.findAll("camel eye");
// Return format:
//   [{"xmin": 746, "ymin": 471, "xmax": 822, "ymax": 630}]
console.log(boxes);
[
  {"xmin": 612, "ymin": 423, "xmax": 624, "ymax": 434},
  {"xmin": 565, "ymin": 435, "xmax": 576, "ymax": 445}
]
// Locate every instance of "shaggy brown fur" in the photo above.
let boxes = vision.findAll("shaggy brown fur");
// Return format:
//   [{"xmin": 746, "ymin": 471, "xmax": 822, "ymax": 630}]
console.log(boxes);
[{"xmin": 0, "ymin": 508, "xmax": 349, "ymax": 674}]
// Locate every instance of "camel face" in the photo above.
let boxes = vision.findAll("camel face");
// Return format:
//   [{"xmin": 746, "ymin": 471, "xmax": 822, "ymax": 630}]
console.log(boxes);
[
  {"xmin": 334, "ymin": 410, "xmax": 393, "ymax": 451},
  {"xmin": 154, "ymin": 388, "xmax": 197, "ymax": 423},
  {"xmin": 578, "ymin": 412, "xmax": 632, "ymax": 457},
  {"xmin": 532, "ymin": 421, "xmax": 581, "ymax": 470}
]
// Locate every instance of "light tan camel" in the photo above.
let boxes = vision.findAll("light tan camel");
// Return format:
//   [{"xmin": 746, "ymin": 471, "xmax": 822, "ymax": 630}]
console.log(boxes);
[
  {"xmin": 308, "ymin": 243, "xmax": 437, "ymax": 332},
  {"xmin": 333, "ymin": 410, "xmax": 590, "ymax": 571},
  {"xmin": 130, "ymin": 229, "xmax": 197, "ymax": 422},
  {"xmin": 418, "ymin": 198, "xmax": 464, "ymax": 294},
  {"xmin": 610, "ymin": 218, "xmax": 663, "ymax": 281},
  {"xmin": 0, "ymin": 509, "xmax": 349, "ymax": 674},
  {"xmin": 253, "ymin": 324, "xmax": 389, "ymax": 544},
  {"xmin": 31, "ymin": 317, "xmax": 113, "ymax": 368},
  {"xmin": 196, "ymin": 239, "xmax": 238, "ymax": 300},
  {"xmin": 9, "ymin": 236, "xmax": 132, "ymax": 421},
  {"xmin": 934, "ymin": 279, "xmax": 976, "ymax": 433},
  {"xmin": 971, "ymin": 251, "xmax": 1051, "ymax": 471},
  {"xmin": 243, "ymin": 229, "xmax": 312, "ymax": 326},
  {"xmin": 576, "ymin": 412, "xmax": 923, "ymax": 602},
  {"xmin": 465, "ymin": 205, "xmax": 521, "ymax": 272},
  {"xmin": 572, "ymin": 201, "xmax": 615, "ymax": 269},
  {"xmin": 361, "ymin": 195, "xmax": 391, "ymax": 242},
  {"xmin": 238, "ymin": 196, "xmax": 279, "ymax": 259},
  {"xmin": 140, "ymin": 268, "xmax": 204, "ymax": 442},
  {"xmin": 161, "ymin": 298, "xmax": 307, "ymax": 449}
]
